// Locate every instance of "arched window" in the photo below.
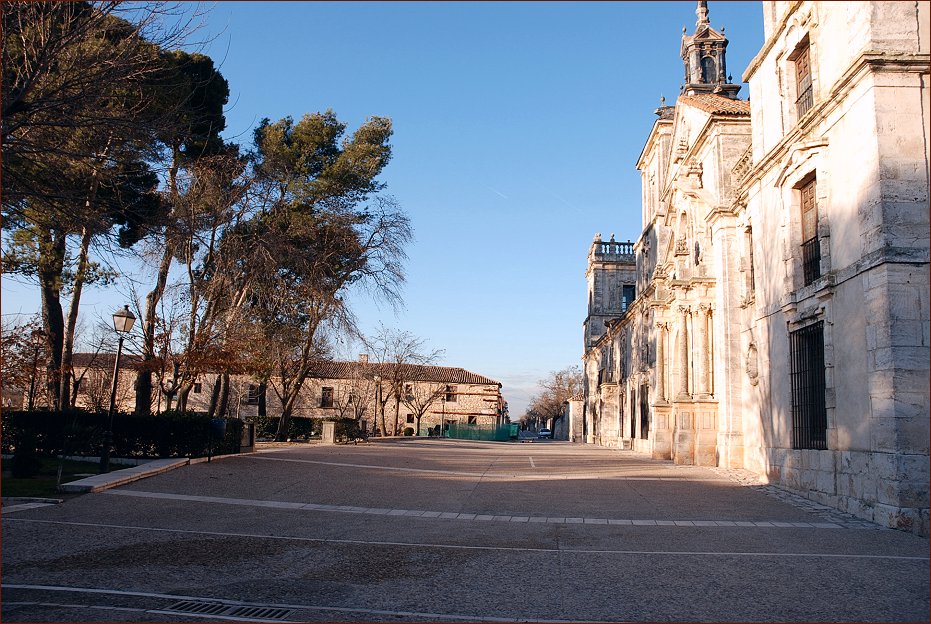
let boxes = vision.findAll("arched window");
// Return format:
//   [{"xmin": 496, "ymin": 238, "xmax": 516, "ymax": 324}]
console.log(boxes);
[{"xmin": 701, "ymin": 55, "xmax": 717, "ymax": 83}]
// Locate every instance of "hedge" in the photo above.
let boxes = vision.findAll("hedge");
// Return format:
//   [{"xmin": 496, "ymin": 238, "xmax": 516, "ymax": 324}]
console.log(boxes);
[
  {"xmin": 246, "ymin": 415, "xmax": 364, "ymax": 441},
  {"xmin": 1, "ymin": 410, "xmax": 244, "ymax": 459}
]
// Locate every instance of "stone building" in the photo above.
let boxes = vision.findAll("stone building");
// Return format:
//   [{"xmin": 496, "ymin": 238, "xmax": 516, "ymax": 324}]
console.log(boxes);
[
  {"xmin": 64, "ymin": 353, "xmax": 505, "ymax": 437},
  {"xmin": 583, "ymin": 1, "xmax": 929, "ymax": 534}
]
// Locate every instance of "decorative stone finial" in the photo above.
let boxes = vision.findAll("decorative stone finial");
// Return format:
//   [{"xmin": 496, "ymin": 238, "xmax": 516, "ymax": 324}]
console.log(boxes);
[
  {"xmin": 696, "ymin": 0, "xmax": 709, "ymax": 27},
  {"xmin": 610, "ymin": 233, "xmax": 616, "ymax": 242},
  {"xmin": 660, "ymin": 95, "xmax": 666, "ymax": 106},
  {"xmin": 594, "ymin": 232, "xmax": 602, "ymax": 241}
]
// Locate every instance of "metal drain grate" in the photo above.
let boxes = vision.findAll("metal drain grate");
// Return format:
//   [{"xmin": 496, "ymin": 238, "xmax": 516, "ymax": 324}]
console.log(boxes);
[{"xmin": 162, "ymin": 600, "xmax": 293, "ymax": 621}]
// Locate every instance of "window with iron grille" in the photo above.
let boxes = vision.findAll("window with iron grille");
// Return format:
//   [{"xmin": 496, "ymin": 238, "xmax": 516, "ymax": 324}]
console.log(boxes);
[
  {"xmin": 445, "ymin": 385, "xmax": 457, "ymax": 402},
  {"xmin": 406, "ymin": 414, "xmax": 415, "ymax": 424},
  {"xmin": 799, "ymin": 177, "xmax": 820, "ymax": 285},
  {"xmin": 639, "ymin": 383, "xmax": 650, "ymax": 440},
  {"xmin": 793, "ymin": 39, "xmax": 813, "ymax": 119},
  {"xmin": 321, "ymin": 386, "xmax": 334, "ymax": 408},
  {"xmin": 193, "ymin": 382, "xmax": 202, "ymax": 394},
  {"xmin": 790, "ymin": 322, "xmax": 827, "ymax": 449},
  {"xmin": 630, "ymin": 389, "xmax": 637, "ymax": 439}
]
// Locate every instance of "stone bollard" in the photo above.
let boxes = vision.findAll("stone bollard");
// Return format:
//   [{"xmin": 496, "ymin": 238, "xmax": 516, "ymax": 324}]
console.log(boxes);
[{"xmin": 321, "ymin": 421, "xmax": 336, "ymax": 445}]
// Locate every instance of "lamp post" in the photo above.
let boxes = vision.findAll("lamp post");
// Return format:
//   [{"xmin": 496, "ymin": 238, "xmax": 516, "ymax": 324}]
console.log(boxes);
[
  {"xmin": 100, "ymin": 305, "xmax": 136, "ymax": 473},
  {"xmin": 373, "ymin": 375, "xmax": 381, "ymax": 436},
  {"xmin": 441, "ymin": 395, "xmax": 446, "ymax": 438},
  {"xmin": 27, "ymin": 328, "xmax": 45, "ymax": 411}
]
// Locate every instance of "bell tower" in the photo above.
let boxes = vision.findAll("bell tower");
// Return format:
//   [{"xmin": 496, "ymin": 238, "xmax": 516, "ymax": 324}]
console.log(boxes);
[
  {"xmin": 584, "ymin": 233, "xmax": 637, "ymax": 351},
  {"xmin": 680, "ymin": 1, "xmax": 740, "ymax": 98}
]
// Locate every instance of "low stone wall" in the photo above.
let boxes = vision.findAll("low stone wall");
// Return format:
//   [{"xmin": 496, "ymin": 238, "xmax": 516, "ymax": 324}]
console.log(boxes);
[{"xmin": 764, "ymin": 448, "xmax": 930, "ymax": 536}]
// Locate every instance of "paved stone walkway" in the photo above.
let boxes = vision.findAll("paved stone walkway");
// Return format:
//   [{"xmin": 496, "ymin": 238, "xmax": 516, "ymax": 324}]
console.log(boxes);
[{"xmin": 106, "ymin": 488, "xmax": 850, "ymax": 529}]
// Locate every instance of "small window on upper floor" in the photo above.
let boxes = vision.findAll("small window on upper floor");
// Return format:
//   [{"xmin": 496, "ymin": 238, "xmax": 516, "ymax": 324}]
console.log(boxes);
[
  {"xmin": 790, "ymin": 37, "xmax": 813, "ymax": 120},
  {"xmin": 621, "ymin": 285, "xmax": 636, "ymax": 311},
  {"xmin": 445, "ymin": 385, "xmax": 457, "ymax": 402},
  {"xmin": 321, "ymin": 386, "xmax": 334, "ymax": 408},
  {"xmin": 193, "ymin": 382, "xmax": 202, "ymax": 394},
  {"xmin": 798, "ymin": 176, "xmax": 821, "ymax": 286}
]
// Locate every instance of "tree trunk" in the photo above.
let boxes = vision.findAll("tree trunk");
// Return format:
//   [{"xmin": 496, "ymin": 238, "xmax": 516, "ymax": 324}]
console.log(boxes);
[
  {"xmin": 38, "ymin": 229, "xmax": 66, "ymax": 411},
  {"xmin": 176, "ymin": 382, "xmax": 192, "ymax": 413},
  {"xmin": 392, "ymin": 394, "xmax": 401, "ymax": 436},
  {"xmin": 378, "ymin": 399, "xmax": 388, "ymax": 437},
  {"xmin": 60, "ymin": 139, "xmax": 109, "ymax": 411},
  {"xmin": 136, "ymin": 241, "xmax": 174, "ymax": 416},
  {"xmin": 60, "ymin": 225, "xmax": 93, "ymax": 410},
  {"xmin": 217, "ymin": 374, "xmax": 230, "ymax": 418},
  {"xmin": 275, "ymin": 393, "xmax": 299, "ymax": 441},
  {"xmin": 274, "ymin": 374, "xmax": 309, "ymax": 441},
  {"xmin": 136, "ymin": 146, "xmax": 180, "ymax": 416},
  {"xmin": 206, "ymin": 374, "xmax": 222, "ymax": 418}
]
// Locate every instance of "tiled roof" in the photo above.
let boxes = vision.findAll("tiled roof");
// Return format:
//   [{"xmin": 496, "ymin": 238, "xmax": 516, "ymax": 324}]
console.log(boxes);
[
  {"xmin": 70, "ymin": 354, "xmax": 500, "ymax": 386},
  {"xmin": 72, "ymin": 352, "xmax": 145, "ymax": 371},
  {"xmin": 306, "ymin": 360, "xmax": 501, "ymax": 386},
  {"xmin": 678, "ymin": 94, "xmax": 750, "ymax": 116}
]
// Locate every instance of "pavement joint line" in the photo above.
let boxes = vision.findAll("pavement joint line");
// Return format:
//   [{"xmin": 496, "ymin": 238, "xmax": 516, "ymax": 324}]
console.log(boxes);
[
  {"xmin": 238, "ymin": 454, "xmax": 730, "ymax": 482},
  {"xmin": 99, "ymin": 489, "xmax": 874, "ymax": 530},
  {"xmin": 1, "ymin": 585, "xmax": 586, "ymax": 623},
  {"xmin": 5, "ymin": 521, "xmax": 927, "ymax": 561},
  {"xmin": 2, "ymin": 503, "xmax": 59, "ymax": 514}
]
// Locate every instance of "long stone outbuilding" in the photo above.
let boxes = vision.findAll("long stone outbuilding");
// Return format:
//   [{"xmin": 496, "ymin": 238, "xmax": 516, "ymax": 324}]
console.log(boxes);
[
  {"xmin": 49, "ymin": 354, "xmax": 506, "ymax": 437},
  {"xmin": 583, "ymin": 1, "xmax": 930, "ymax": 535}
]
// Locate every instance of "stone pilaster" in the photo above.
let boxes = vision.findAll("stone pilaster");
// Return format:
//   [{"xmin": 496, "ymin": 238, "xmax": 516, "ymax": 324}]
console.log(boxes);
[
  {"xmin": 696, "ymin": 303, "xmax": 712, "ymax": 398},
  {"xmin": 677, "ymin": 306, "xmax": 691, "ymax": 400},
  {"xmin": 655, "ymin": 322, "xmax": 667, "ymax": 403}
]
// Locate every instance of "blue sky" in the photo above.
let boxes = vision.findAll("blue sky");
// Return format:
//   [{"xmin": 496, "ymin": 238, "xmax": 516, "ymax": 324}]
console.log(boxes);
[{"xmin": 2, "ymin": 1, "xmax": 763, "ymax": 417}]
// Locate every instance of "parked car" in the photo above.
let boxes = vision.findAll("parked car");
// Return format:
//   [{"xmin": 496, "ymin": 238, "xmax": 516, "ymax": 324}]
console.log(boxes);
[{"xmin": 538, "ymin": 428, "xmax": 552, "ymax": 439}]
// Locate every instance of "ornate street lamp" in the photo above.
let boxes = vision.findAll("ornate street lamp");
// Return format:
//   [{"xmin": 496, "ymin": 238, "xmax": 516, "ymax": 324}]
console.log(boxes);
[{"xmin": 100, "ymin": 305, "xmax": 135, "ymax": 473}]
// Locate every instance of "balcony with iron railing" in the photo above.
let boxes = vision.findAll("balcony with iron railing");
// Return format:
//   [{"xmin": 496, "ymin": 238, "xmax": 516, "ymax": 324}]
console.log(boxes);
[
  {"xmin": 796, "ymin": 84, "xmax": 813, "ymax": 120},
  {"xmin": 801, "ymin": 236, "xmax": 821, "ymax": 286}
]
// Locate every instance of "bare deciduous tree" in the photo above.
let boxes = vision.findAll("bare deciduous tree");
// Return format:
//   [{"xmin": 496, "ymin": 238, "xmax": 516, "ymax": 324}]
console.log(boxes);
[
  {"xmin": 523, "ymin": 366, "xmax": 583, "ymax": 431},
  {"xmin": 401, "ymin": 382, "xmax": 447, "ymax": 437},
  {"xmin": 364, "ymin": 325, "xmax": 444, "ymax": 436}
]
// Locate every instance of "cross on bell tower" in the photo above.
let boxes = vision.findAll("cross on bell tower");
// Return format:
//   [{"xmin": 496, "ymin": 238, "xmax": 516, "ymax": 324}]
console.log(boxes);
[{"xmin": 680, "ymin": 1, "xmax": 740, "ymax": 98}]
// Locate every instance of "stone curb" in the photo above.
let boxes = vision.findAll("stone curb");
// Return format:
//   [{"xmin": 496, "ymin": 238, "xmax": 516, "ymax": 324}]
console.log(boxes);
[{"xmin": 57, "ymin": 452, "xmax": 247, "ymax": 494}]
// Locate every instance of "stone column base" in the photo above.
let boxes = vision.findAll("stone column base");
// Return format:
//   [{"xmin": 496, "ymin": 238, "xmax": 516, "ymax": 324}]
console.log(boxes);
[
  {"xmin": 651, "ymin": 404, "xmax": 673, "ymax": 460},
  {"xmin": 672, "ymin": 401, "xmax": 718, "ymax": 466}
]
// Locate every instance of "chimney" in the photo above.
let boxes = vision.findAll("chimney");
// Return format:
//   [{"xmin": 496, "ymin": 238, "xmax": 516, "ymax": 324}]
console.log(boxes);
[{"xmin": 359, "ymin": 354, "xmax": 369, "ymax": 364}]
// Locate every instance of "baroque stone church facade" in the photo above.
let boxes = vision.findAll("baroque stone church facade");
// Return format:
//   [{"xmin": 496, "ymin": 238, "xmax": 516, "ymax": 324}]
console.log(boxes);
[{"xmin": 583, "ymin": 1, "xmax": 929, "ymax": 534}]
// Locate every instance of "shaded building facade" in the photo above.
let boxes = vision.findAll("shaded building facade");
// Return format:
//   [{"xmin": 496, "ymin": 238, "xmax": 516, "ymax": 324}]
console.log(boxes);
[{"xmin": 583, "ymin": 1, "xmax": 929, "ymax": 534}]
